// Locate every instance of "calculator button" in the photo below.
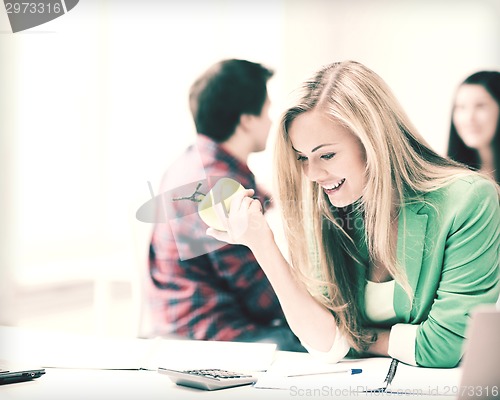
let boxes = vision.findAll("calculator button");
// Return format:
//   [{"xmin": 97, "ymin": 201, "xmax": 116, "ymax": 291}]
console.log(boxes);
[{"xmin": 158, "ymin": 368, "xmax": 257, "ymax": 390}]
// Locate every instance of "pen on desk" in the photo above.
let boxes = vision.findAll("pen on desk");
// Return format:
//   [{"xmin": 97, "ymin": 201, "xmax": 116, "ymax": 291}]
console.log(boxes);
[
  {"xmin": 287, "ymin": 368, "xmax": 362, "ymax": 377},
  {"xmin": 384, "ymin": 358, "xmax": 399, "ymax": 387}
]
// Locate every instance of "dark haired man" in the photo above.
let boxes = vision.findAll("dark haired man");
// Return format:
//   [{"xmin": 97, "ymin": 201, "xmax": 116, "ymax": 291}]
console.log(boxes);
[{"xmin": 146, "ymin": 59, "xmax": 304, "ymax": 351}]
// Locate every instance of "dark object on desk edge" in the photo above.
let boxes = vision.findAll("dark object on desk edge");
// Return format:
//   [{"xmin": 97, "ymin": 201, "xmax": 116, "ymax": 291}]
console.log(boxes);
[
  {"xmin": 363, "ymin": 358, "xmax": 399, "ymax": 393},
  {"xmin": 0, "ymin": 363, "xmax": 46, "ymax": 385},
  {"xmin": 157, "ymin": 367, "xmax": 257, "ymax": 391}
]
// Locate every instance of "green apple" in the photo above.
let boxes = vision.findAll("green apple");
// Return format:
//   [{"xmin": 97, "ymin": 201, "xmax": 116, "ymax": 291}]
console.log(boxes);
[{"xmin": 198, "ymin": 178, "xmax": 245, "ymax": 231}]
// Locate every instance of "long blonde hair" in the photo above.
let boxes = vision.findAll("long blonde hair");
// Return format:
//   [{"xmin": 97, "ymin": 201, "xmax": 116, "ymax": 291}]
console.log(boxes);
[{"xmin": 274, "ymin": 60, "xmax": 496, "ymax": 351}]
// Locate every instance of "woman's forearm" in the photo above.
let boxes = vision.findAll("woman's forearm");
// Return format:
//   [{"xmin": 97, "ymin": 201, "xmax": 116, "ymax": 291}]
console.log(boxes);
[
  {"xmin": 250, "ymin": 237, "xmax": 338, "ymax": 352},
  {"xmin": 366, "ymin": 328, "xmax": 390, "ymax": 356},
  {"xmin": 206, "ymin": 190, "xmax": 340, "ymax": 352}
]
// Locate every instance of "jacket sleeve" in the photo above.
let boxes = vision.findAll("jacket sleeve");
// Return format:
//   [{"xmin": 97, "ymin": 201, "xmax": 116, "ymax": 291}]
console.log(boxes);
[{"xmin": 396, "ymin": 178, "xmax": 500, "ymax": 368}]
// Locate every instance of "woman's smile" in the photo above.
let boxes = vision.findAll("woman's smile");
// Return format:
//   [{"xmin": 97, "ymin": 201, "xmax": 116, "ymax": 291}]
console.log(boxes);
[{"xmin": 320, "ymin": 178, "xmax": 346, "ymax": 195}]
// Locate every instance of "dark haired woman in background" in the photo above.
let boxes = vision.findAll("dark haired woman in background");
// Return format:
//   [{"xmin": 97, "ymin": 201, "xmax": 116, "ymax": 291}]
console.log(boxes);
[{"xmin": 448, "ymin": 70, "xmax": 500, "ymax": 184}]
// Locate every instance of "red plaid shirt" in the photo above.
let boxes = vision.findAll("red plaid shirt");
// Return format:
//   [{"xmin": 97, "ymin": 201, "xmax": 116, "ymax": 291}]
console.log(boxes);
[{"xmin": 147, "ymin": 134, "xmax": 286, "ymax": 341}]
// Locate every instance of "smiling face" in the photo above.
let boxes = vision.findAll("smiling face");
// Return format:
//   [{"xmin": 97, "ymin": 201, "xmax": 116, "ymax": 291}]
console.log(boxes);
[
  {"xmin": 452, "ymin": 84, "xmax": 499, "ymax": 151},
  {"xmin": 288, "ymin": 110, "xmax": 367, "ymax": 208}
]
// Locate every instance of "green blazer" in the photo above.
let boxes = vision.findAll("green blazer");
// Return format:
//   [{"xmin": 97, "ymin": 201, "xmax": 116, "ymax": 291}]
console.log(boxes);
[{"xmin": 386, "ymin": 175, "xmax": 500, "ymax": 368}]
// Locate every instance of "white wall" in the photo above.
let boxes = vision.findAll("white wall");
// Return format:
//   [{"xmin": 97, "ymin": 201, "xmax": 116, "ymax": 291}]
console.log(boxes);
[
  {"xmin": 1, "ymin": 0, "xmax": 498, "ymax": 329},
  {"xmin": 282, "ymin": 0, "xmax": 500, "ymax": 153},
  {"xmin": 251, "ymin": 0, "xmax": 500, "ymax": 184}
]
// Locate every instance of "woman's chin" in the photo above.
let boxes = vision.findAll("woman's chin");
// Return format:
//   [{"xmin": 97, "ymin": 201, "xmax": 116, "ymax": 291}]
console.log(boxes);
[
  {"xmin": 328, "ymin": 198, "xmax": 355, "ymax": 208},
  {"xmin": 327, "ymin": 193, "xmax": 361, "ymax": 209}
]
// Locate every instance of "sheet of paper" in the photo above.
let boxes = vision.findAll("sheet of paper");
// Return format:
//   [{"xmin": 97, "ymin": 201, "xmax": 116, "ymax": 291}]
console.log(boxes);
[
  {"xmin": 0, "ymin": 326, "xmax": 151, "ymax": 369},
  {"xmin": 143, "ymin": 338, "xmax": 277, "ymax": 372},
  {"xmin": 255, "ymin": 353, "xmax": 462, "ymax": 396},
  {"xmin": 254, "ymin": 352, "xmax": 390, "ymax": 391},
  {"xmin": 388, "ymin": 362, "xmax": 462, "ymax": 396},
  {"xmin": 0, "ymin": 327, "xmax": 277, "ymax": 372}
]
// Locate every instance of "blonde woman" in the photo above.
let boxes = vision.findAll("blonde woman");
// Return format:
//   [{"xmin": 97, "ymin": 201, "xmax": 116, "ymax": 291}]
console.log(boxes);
[{"xmin": 207, "ymin": 61, "xmax": 500, "ymax": 368}]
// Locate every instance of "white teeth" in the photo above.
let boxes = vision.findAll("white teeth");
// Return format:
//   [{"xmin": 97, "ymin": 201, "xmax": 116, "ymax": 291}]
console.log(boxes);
[{"xmin": 323, "ymin": 178, "xmax": 345, "ymax": 190}]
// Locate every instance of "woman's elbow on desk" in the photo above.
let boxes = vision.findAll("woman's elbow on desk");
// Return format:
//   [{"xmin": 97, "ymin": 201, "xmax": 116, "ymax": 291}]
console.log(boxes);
[{"xmin": 300, "ymin": 327, "xmax": 351, "ymax": 364}]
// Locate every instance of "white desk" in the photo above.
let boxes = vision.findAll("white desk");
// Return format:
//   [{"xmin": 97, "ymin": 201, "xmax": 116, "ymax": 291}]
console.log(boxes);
[
  {"xmin": 0, "ymin": 327, "xmax": 462, "ymax": 399},
  {"xmin": 0, "ymin": 360, "xmax": 461, "ymax": 400}
]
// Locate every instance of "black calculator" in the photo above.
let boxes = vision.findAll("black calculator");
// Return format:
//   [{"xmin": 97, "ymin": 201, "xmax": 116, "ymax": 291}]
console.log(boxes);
[{"xmin": 157, "ymin": 367, "xmax": 257, "ymax": 390}]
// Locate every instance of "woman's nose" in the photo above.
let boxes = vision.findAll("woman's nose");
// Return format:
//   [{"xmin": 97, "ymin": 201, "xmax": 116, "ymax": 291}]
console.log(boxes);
[
  {"xmin": 305, "ymin": 160, "xmax": 327, "ymax": 182},
  {"xmin": 459, "ymin": 108, "xmax": 476, "ymax": 124}
]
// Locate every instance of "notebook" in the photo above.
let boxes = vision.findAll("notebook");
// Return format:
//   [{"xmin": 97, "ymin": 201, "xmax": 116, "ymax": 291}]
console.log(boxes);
[
  {"xmin": 372, "ymin": 306, "xmax": 500, "ymax": 397},
  {"xmin": 0, "ymin": 361, "xmax": 45, "ymax": 385},
  {"xmin": 255, "ymin": 307, "xmax": 500, "ymax": 394},
  {"xmin": 457, "ymin": 306, "xmax": 500, "ymax": 399}
]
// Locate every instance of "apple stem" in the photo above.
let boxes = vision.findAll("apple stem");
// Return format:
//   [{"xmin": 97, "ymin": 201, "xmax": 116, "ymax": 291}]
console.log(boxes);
[{"xmin": 172, "ymin": 182, "xmax": 206, "ymax": 203}]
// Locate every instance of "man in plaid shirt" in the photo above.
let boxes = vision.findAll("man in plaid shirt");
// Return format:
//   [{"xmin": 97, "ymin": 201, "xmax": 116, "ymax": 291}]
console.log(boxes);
[{"xmin": 147, "ymin": 59, "xmax": 304, "ymax": 351}]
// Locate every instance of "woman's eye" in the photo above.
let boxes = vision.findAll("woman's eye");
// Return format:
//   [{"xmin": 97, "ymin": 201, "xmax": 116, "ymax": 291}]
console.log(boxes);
[
  {"xmin": 296, "ymin": 154, "xmax": 308, "ymax": 162},
  {"xmin": 321, "ymin": 153, "xmax": 335, "ymax": 160}
]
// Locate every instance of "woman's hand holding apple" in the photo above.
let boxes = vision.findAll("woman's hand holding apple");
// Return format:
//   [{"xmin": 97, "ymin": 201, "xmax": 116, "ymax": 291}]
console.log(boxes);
[{"xmin": 206, "ymin": 188, "xmax": 274, "ymax": 252}]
